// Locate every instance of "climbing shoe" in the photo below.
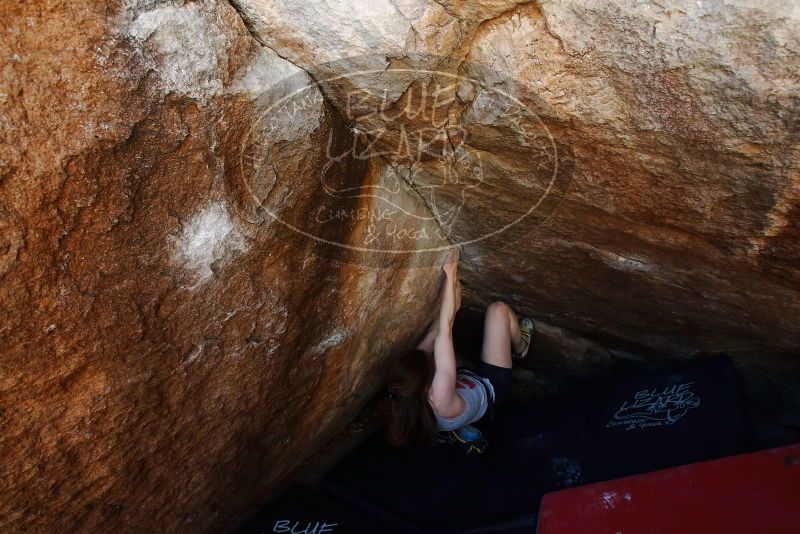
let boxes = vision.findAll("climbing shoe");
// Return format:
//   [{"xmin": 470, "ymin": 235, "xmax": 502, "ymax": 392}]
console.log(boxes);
[{"xmin": 513, "ymin": 317, "xmax": 534, "ymax": 360}]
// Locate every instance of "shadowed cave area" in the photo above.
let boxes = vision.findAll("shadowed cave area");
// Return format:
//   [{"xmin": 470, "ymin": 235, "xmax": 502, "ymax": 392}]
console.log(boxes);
[{"xmin": 2, "ymin": 0, "xmax": 800, "ymax": 532}]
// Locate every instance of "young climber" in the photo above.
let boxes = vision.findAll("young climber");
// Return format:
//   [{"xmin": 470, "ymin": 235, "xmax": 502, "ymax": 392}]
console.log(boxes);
[{"xmin": 385, "ymin": 247, "xmax": 534, "ymax": 447}]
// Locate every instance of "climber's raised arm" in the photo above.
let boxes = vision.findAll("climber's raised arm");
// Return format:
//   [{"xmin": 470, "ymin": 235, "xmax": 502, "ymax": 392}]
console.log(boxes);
[{"xmin": 428, "ymin": 248, "xmax": 461, "ymax": 407}]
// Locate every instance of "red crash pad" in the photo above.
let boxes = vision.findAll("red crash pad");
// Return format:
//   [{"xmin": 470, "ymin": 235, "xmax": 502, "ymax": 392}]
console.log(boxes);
[{"xmin": 538, "ymin": 444, "xmax": 800, "ymax": 534}]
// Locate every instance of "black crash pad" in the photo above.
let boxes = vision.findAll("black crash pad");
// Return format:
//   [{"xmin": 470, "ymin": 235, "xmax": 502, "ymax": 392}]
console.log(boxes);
[
  {"xmin": 321, "ymin": 355, "xmax": 747, "ymax": 532},
  {"xmin": 582, "ymin": 354, "xmax": 746, "ymax": 482},
  {"xmin": 322, "ymin": 387, "xmax": 607, "ymax": 533}
]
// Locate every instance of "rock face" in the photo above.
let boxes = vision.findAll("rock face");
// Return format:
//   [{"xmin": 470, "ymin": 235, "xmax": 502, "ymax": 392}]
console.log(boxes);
[
  {"xmin": 459, "ymin": 0, "xmax": 800, "ymax": 356},
  {"xmin": 1, "ymin": 1, "xmax": 441, "ymax": 531},
  {"xmin": 234, "ymin": 0, "xmax": 800, "ymax": 356},
  {"xmin": 2, "ymin": 0, "xmax": 800, "ymax": 531}
]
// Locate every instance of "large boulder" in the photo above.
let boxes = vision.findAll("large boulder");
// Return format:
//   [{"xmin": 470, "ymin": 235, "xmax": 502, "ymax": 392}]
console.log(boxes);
[
  {"xmin": 0, "ymin": 1, "xmax": 441, "ymax": 531},
  {"xmin": 2, "ymin": 0, "xmax": 800, "ymax": 531},
  {"xmin": 233, "ymin": 0, "xmax": 800, "ymax": 355}
]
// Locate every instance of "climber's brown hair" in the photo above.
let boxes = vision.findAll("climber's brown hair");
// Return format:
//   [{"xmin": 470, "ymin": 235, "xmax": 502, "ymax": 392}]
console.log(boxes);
[{"xmin": 385, "ymin": 348, "xmax": 438, "ymax": 447}]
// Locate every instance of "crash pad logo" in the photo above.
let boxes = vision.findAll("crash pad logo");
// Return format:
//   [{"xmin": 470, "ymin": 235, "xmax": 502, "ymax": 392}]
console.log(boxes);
[
  {"xmin": 239, "ymin": 54, "xmax": 565, "ymax": 264},
  {"xmin": 607, "ymin": 382, "xmax": 701, "ymax": 431}
]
